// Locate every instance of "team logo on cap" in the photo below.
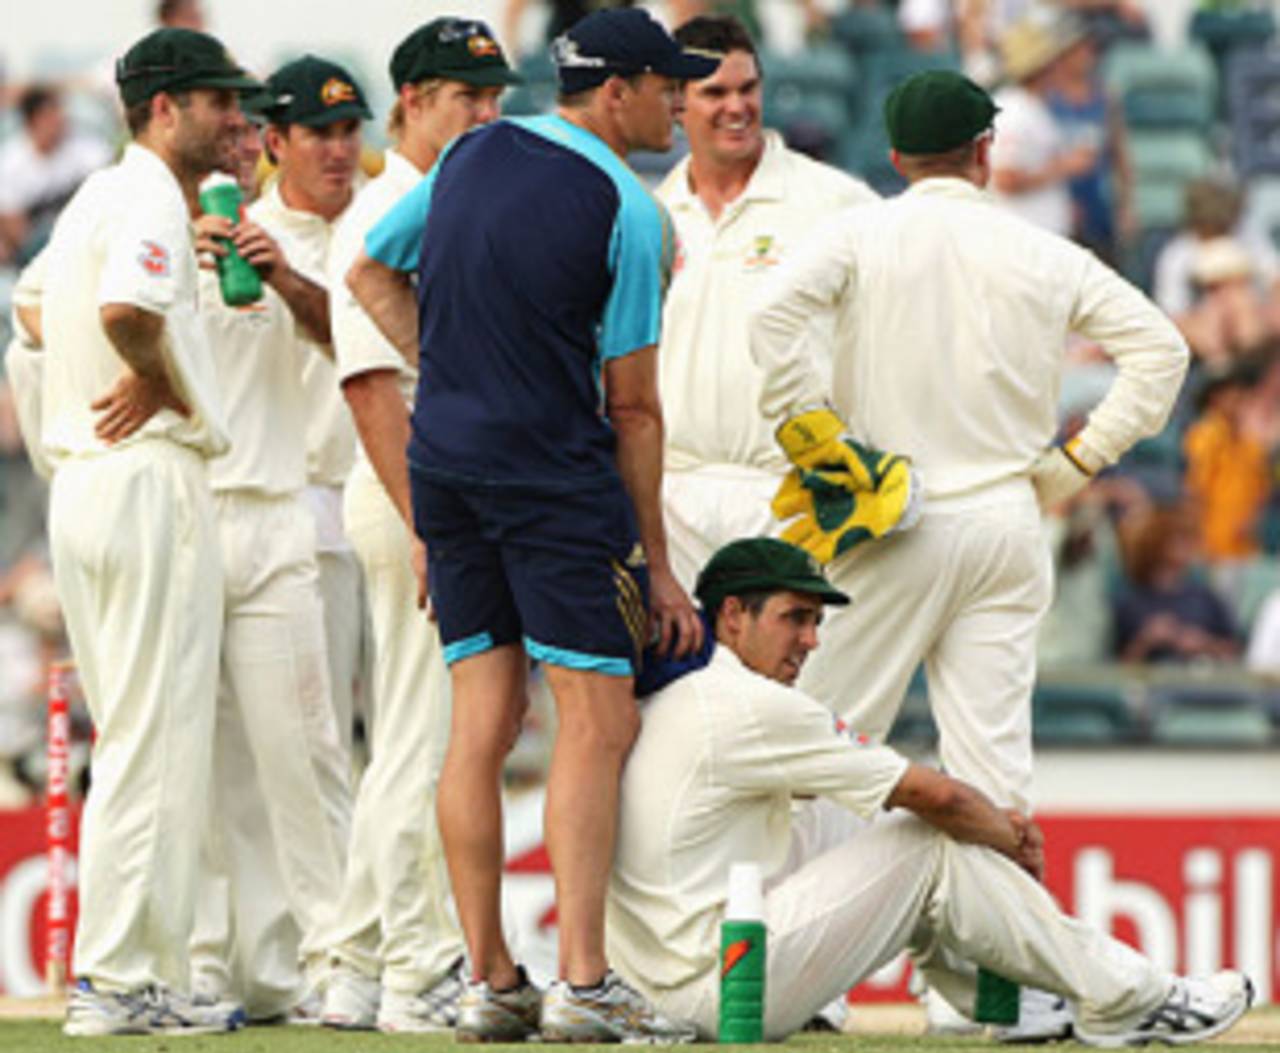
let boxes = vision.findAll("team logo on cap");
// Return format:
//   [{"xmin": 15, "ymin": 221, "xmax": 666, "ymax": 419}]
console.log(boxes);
[
  {"xmin": 320, "ymin": 77, "xmax": 357, "ymax": 107},
  {"xmin": 138, "ymin": 239, "xmax": 170, "ymax": 277},
  {"xmin": 467, "ymin": 35, "xmax": 500, "ymax": 58}
]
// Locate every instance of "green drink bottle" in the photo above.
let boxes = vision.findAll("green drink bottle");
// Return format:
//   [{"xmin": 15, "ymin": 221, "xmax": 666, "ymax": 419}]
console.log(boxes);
[
  {"xmin": 198, "ymin": 174, "xmax": 262, "ymax": 307},
  {"xmin": 719, "ymin": 863, "xmax": 766, "ymax": 1043}
]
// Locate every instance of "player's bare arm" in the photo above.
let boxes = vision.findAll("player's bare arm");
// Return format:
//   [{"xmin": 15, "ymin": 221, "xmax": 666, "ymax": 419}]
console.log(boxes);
[
  {"xmin": 887, "ymin": 764, "xmax": 1045, "ymax": 879},
  {"xmin": 15, "ymin": 303, "xmax": 42, "ymax": 347},
  {"xmin": 604, "ymin": 345, "xmax": 703, "ymax": 658},
  {"xmin": 95, "ymin": 303, "xmax": 189, "ymax": 443},
  {"xmin": 341, "ymin": 368, "xmax": 429, "ymax": 608},
  {"xmin": 347, "ymin": 250, "xmax": 418, "ymax": 368}
]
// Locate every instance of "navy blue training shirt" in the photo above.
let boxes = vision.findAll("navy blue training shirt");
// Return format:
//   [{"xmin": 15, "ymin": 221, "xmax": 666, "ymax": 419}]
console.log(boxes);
[{"xmin": 366, "ymin": 114, "xmax": 674, "ymax": 492}]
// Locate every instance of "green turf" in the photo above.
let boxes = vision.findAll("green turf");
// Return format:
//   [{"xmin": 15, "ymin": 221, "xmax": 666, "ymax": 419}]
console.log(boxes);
[{"xmin": 0, "ymin": 1025, "xmax": 1278, "ymax": 1053}]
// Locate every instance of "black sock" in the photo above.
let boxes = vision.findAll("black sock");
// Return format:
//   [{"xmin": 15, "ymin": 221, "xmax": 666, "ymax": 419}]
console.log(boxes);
[
  {"xmin": 493, "ymin": 965, "xmax": 528, "ymax": 995},
  {"xmin": 570, "ymin": 974, "xmax": 609, "ymax": 996}
]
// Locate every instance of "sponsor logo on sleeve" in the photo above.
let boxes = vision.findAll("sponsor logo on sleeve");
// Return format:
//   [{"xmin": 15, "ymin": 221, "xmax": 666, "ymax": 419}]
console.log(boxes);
[{"xmin": 138, "ymin": 240, "xmax": 170, "ymax": 277}]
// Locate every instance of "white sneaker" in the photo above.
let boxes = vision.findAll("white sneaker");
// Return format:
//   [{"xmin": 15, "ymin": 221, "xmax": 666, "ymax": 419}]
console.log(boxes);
[
  {"xmin": 286, "ymin": 982, "xmax": 324, "ymax": 1026},
  {"xmin": 923, "ymin": 987, "xmax": 983, "ymax": 1036},
  {"xmin": 456, "ymin": 968, "xmax": 542, "ymax": 1043},
  {"xmin": 64, "ymin": 980, "xmax": 245, "ymax": 1036},
  {"xmin": 541, "ymin": 971, "xmax": 697, "ymax": 1044},
  {"xmin": 321, "ymin": 964, "xmax": 380, "ymax": 1030},
  {"xmin": 378, "ymin": 958, "xmax": 466, "ymax": 1033},
  {"xmin": 1076, "ymin": 972, "xmax": 1254, "ymax": 1048},
  {"xmin": 993, "ymin": 987, "xmax": 1074, "ymax": 1044}
]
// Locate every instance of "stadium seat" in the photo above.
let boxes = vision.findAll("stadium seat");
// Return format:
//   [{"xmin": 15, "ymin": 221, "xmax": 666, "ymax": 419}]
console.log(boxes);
[
  {"xmin": 502, "ymin": 53, "xmax": 558, "ymax": 117},
  {"xmin": 828, "ymin": 5, "xmax": 903, "ymax": 58},
  {"xmin": 1149, "ymin": 687, "xmax": 1275, "ymax": 746},
  {"xmin": 1032, "ymin": 682, "xmax": 1140, "ymax": 745},
  {"xmin": 1227, "ymin": 50, "xmax": 1280, "ymax": 174},
  {"xmin": 1243, "ymin": 175, "xmax": 1280, "ymax": 250},
  {"xmin": 1103, "ymin": 45, "xmax": 1216, "ymax": 131},
  {"xmin": 1128, "ymin": 131, "xmax": 1215, "ymax": 228}
]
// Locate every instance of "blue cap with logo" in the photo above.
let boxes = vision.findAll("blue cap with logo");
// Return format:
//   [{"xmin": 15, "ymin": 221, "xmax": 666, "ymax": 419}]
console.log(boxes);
[{"xmin": 552, "ymin": 8, "xmax": 721, "ymax": 94}]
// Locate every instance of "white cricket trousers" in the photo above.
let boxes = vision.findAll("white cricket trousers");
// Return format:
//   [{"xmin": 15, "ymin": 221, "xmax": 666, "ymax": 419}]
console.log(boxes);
[
  {"xmin": 647, "ymin": 802, "xmax": 1169, "ymax": 1041},
  {"xmin": 190, "ymin": 491, "xmax": 350, "ymax": 1015},
  {"xmin": 327, "ymin": 464, "xmax": 463, "ymax": 994},
  {"xmin": 662, "ymin": 463, "xmax": 781, "ymax": 592},
  {"xmin": 50, "ymin": 440, "xmax": 222, "ymax": 993},
  {"xmin": 800, "ymin": 479, "xmax": 1053, "ymax": 811}
]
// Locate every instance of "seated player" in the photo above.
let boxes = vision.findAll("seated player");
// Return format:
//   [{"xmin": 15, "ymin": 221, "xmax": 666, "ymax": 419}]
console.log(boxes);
[{"xmin": 608, "ymin": 537, "xmax": 1254, "ymax": 1045}]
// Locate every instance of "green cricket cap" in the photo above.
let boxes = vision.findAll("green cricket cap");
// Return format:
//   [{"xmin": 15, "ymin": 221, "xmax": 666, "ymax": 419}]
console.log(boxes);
[
  {"xmin": 695, "ymin": 538, "xmax": 849, "ymax": 612},
  {"xmin": 116, "ymin": 28, "xmax": 262, "ymax": 107},
  {"xmin": 883, "ymin": 70, "xmax": 999, "ymax": 156},
  {"xmin": 257, "ymin": 55, "xmax": 372, "ymax": 127},
  {"xmin": 390, "ymin": 18, "xmax": 522, "ymax": 90}
]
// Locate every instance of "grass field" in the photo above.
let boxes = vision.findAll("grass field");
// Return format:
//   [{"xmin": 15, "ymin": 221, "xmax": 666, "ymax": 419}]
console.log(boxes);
[{"xmin": 0, "ymin": 1006, "xmax": 1277, "ymax": 1052}]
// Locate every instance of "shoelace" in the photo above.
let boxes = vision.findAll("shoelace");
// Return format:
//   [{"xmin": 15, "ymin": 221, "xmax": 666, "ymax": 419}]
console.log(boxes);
[{"xmin": 1140, "ymin": 984, "xmax": 1216, "ymax": 1035}]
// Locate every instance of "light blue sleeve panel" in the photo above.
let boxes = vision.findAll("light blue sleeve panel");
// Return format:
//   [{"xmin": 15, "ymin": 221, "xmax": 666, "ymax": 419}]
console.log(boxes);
[
  {"xmin": 599, "ymin": 177, "xmax": 665, "ymax": 363},
  {"xmin": 510, "ymin": 115, "xmax": 665, "ymax": 363},
  {"xmin": 363, "ymin": 132, "xmax": 463, "ymax": 273}
]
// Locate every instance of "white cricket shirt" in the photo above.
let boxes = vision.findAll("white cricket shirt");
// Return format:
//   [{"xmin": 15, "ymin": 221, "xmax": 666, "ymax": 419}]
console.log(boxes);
[
  {"xmin": 607, "ymin": 646, "xmax": 909, "ymax": 991},
  {"xmin": 40, "ymin": 143, "xmax": 228, "ymax": 464},
  {"xmin": 251, "ymin": 179, "xmax": 356, "ymax": 489},
  {"xmin": 751, "ymin": 176, "xmax": 1189, "ymax": 499},
  {"xmin": 656, "ymin": 132, "xmax": 878, "ymax": 472},
  {"xmin": 329, "ymin": 149, "xmax": 423, "ymax": 414}
]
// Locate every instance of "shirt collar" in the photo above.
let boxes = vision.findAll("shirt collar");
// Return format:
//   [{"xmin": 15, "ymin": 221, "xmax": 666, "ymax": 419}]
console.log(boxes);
[
  {"xmin": 260, "ymin": 176, "xmax": 346, "ymax": 232},
  {"xmin": 664, "ymin": 128, "xmax": 789, "ymax": 215},
  {"xmin": 903, "ymin": 175, "xmax": 988, "ymax": 202}
]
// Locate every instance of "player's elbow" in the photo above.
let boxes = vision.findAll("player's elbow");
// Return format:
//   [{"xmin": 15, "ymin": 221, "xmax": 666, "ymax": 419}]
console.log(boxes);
[{"xmin": 100, "ymin": 302, "xmax": 164, "ymax": 346}]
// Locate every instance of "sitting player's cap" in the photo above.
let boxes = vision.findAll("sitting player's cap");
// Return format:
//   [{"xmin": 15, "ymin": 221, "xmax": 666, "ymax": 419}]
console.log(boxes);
[
  {"xmin": 391, "ymin": 17, "xmax": 522, "ymax": 90},
  {"xmin": 883, "ymin": 70, "xmax": 998, "ymax": 155},
  {"xmin": 695, "ymin": 538, "xmax": 850, "ymax": 612},
  {"xmin": 254, "ymin": 55, "xmax": 372, "ymax": 127},
  {"xmin": 116, "ymin": 28, "xmax": 262, "ymax": 107},
  {"xmin": 553, "ymin": 8, "xmax": 721, "ymax": 94}
]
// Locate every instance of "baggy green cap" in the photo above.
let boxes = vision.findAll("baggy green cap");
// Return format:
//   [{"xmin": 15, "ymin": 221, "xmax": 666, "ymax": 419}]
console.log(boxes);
[
  {"xmin": 116, "ymin": 28, "xmax": 262, "ymax": 107},
  {"xmin": 256, "ymin": 55, "xmax": 372, "ymax": 127},
  {"xmin": 695, "ymin": 538, "xmax": 850, "ymax": 612},
  {"xmin": 883, "ymin": 70, "xmax": 999, "ymax": 156},
  {"xmin": 391, "ymin": 18, "xmax": 522, "ymax": 90}
]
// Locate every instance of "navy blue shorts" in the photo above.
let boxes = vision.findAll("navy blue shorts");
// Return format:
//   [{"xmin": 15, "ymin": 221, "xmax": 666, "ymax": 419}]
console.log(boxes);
[{"xmin": 411, "ymin": 471, "xmax": 650, "ymax": 677}]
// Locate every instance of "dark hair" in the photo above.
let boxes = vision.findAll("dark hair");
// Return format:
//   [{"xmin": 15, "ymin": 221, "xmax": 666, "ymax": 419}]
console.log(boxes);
[
  {"xmin": 704, "ymin": 588, "xmax": 772, "ymax": 624},
  {"xmin": 157, "ymin": 0, "xmax": 198, "ymax": 24},
  {"xmin": 124, "ymin": 88, "xmax": 190, "ymax": 137},
  {"xmin": 673, "ymin": 14, "xmax": 758, "ymax": 68},
  {"xmin": 19, "ymin": 85, "xmax": 59, "ymax": 126}
]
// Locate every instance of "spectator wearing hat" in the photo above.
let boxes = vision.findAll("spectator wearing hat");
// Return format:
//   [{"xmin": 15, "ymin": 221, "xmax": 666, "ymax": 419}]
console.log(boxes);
[
  {"xmin": 32, "ymin": 27, "xmax": 260, "ymax": 1036},
  {"xmin": 322, "ymin": 16, "xmax": 520, "ymax": 1033},
  {"xmin": 750, "ymin": 66, "xmax": 1188, "ymax": 1032},
  {"xmin": 349, "ymin": 7, "xmax": 713, "ymax": 1042},
  {"xmin": 990, "ymin": 11, "xmax": 1099, "ymax": 235},
  {"xmin": 183, "ymin": 54, "xmax": 372, "ymax": 1023},
  {"xmin": 1176, "ymin": 237, "xmax": 1278, "ymax": 365}
]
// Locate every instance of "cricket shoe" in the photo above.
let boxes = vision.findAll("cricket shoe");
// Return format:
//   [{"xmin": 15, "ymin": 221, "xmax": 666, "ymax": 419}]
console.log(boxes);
[
  {"xmin": 993, "ymin": 987, "xmax": 1074, "ymax": 1044},
  {"xmin": 456, "ymin": 966, "xmax": 542, "ymax": 1043},
  {"xmin": 1075, "ymin": 972, "xmax": 1254, "ymax": 1048},
  {"xmin": 321, "ymin": 963, "xmax": 380, "ymax": 1030},
  {"xmin": 64, "ymin": 979, "xmax": 246, "ymax": 1036},
  {"xmin": 923, "ymin": 986, "xmax": 983, "ymax": 1036},
  {"xmin": 378, "ymin": 957, "xmax": 466, "ymax": 1033},
  {"xmin": 541, "ymin": 970, "xmax": 697, "ymax": 1044}
]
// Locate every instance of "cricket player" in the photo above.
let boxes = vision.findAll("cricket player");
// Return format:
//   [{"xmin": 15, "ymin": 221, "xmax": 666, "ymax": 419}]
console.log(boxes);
[
  {"xmin": 37, "ymin": 27, "xmax": 259, "ymax": 1036},
  {"xmin": 322, "ymin": 17, "xmax": 520, "ymax": 1032},
  {"xmin": 610, "ymin": 537, "xmax": 1254, "ymax": 1045},
  {"xmin": 655, "ymin": 14, "xmax": 879, "ymax": 590},
  {"xmin": 348, "ymin": 9, "xmax": 712, "ymax": 1041},
  {"xmin": 751, "ymin": 69, "xmax": 1188, "ymax": 820},
  {"xmin": 185, "ymin": 56, "xmax": 370, "ymax": 1022},
  {"xmin": 749, "ymin": 71, "xmax": 1188, "ymax": 1031}
]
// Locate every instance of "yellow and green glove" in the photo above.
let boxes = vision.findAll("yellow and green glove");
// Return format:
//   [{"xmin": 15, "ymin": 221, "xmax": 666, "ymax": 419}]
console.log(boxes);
[
  {"xmin": 772, "ymin": 463, "xmax": 922, "ymax": 564},
  {"xmin": 776, "ymin": 407, "xmax": 904, "ymax": 492}
]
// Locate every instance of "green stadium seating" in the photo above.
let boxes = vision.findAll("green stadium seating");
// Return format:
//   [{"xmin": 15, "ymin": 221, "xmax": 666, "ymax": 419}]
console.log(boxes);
[
  {"xmin": 1032, "ymin": 682, "xmax": 1140, "ymax": 745},
  {"xmin": 1149, "ymin": 688, "xmax": 1275, "ymax": 746},
  {"xmin": 1103, "ymin": 45, "xmax": 1216, "ymax": 131}
]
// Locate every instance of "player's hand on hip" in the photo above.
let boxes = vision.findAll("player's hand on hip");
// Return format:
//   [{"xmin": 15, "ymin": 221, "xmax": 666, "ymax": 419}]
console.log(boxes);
[
  {"xmin": 648, "ymin": 566, "xmax": 704, "ymax": 659},
  {"xmin": 1005, "ymin": 809, "xmax": 1045, "ymax": 881},
  {"xmin": 91, "ymin": 370, "xmax": 190, "ymax": 444},
  {"xmin": 1030, "ymin": 438, "xmax": 1102, "ymax": 512},
  {"xmin": 776, "ymin": 406, "xmax": 906, "ymax": 493}
]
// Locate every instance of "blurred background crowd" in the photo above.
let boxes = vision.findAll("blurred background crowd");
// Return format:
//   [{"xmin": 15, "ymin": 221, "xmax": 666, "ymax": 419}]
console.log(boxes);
[{"xmin": 2, "ymin": 0, "xmax": 1280, "ymax": 809}]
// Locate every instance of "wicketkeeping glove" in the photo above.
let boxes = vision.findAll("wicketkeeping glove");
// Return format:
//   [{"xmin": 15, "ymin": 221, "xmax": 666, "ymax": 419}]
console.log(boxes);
[
  {"xmin": 771, "ymin": 463, "xmax": 923, "ymax": 564},
  {"xmin": 775, "ymin": 407, "xmax": 903, "ymax": 492}
]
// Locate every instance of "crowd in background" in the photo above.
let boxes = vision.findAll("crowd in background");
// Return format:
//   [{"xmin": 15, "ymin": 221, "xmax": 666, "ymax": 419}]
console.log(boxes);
[{"xmin": 2, "ymin": 0, "xmax": 1280, "ymax": 806}]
